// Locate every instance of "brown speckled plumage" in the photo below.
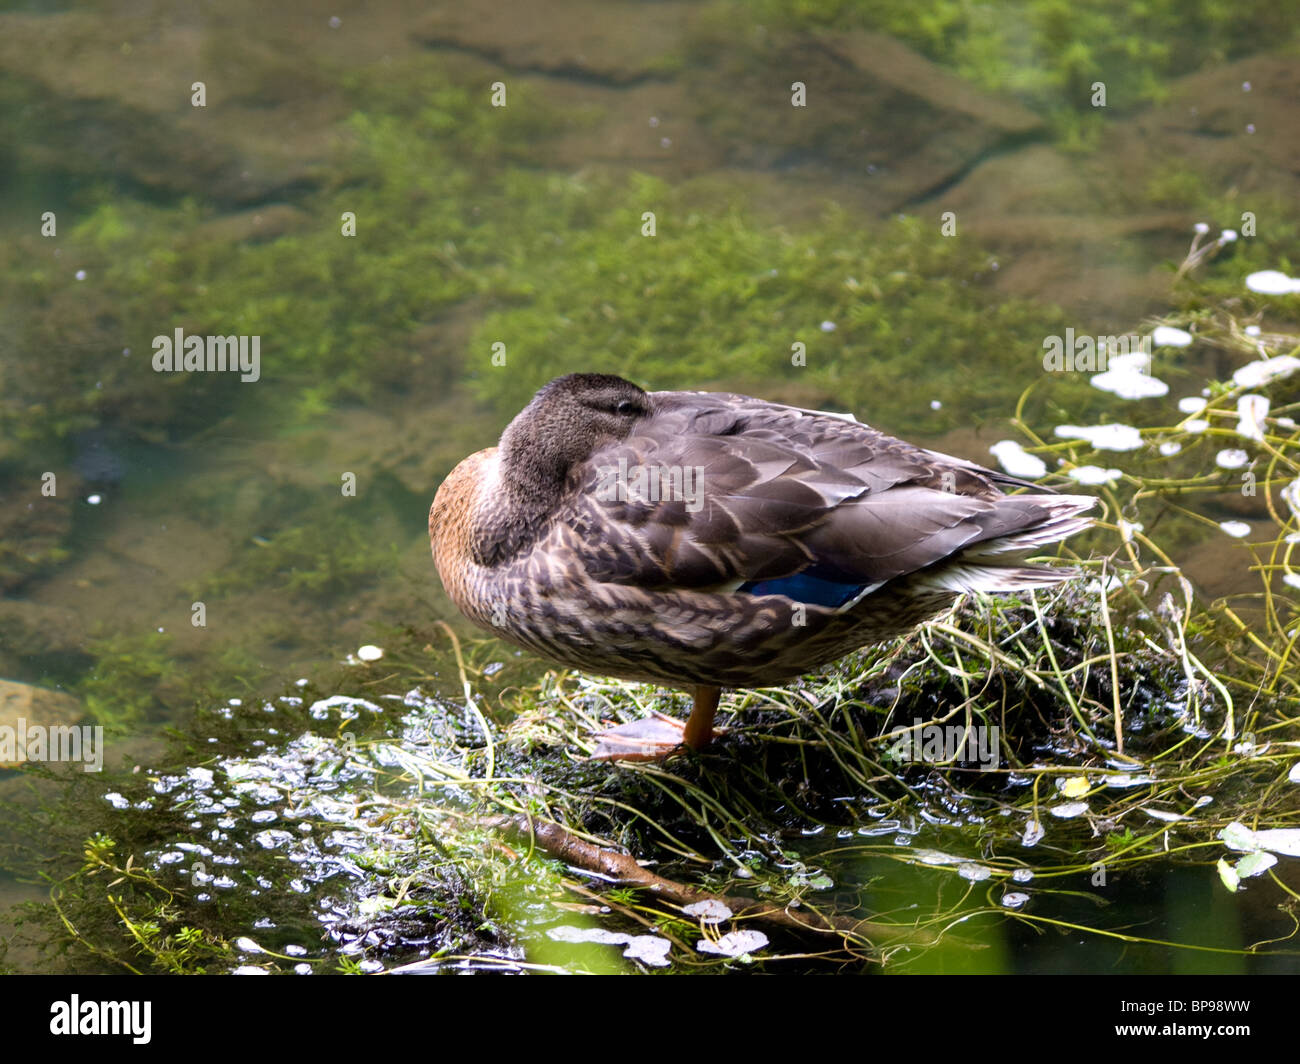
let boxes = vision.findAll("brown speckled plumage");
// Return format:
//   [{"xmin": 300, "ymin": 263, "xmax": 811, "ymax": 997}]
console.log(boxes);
[{"xmin": 430, "ymin": 374, "xmax": 1094, "ymax": 755}]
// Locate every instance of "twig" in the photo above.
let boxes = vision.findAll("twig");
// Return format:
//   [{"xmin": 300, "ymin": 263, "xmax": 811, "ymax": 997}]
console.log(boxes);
[{"xmin": 482, "ymin": 813, "xmax": 932, "ymax": 949}]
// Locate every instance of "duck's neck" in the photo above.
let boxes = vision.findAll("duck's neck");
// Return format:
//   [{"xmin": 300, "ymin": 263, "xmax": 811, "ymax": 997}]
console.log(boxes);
[
  {"xmin": 470, "ymin": 432, "xmax": 568, "ymax": 566},
  {"xmin": 500, "ymin": 416, "xmax": 571, "ymax": 495}
]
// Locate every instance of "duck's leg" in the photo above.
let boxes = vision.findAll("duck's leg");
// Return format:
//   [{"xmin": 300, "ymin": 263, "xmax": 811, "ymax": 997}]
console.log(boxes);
[
  {"xmin": 591, "ymin": 685, "xmax": 723, "ymax": 762},
  {"xmin": 682, "ymin": 684, "xmax": 720, "ymax": 749}
]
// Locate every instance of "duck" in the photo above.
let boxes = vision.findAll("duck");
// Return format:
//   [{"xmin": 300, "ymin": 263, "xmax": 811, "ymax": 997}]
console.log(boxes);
[{"xmin": 429, "ymin": 373, "xmax": 1094, "ymax": 761}]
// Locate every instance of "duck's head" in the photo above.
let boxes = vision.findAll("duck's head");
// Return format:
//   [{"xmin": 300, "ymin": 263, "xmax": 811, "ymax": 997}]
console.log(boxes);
[
  {"xmin": 498, "ymin": 373, "xmax": 651, "ymax": 494},
  {"xmin": 431, "ymin": 374, "xmax": 652, "ymax": 572}
]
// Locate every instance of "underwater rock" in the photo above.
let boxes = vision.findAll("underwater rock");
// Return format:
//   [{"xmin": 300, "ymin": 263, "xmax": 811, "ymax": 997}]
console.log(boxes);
[
  {"xmin": 186, "ymin": 205, "xmax": 312, "ymax": 248},
  {"xmin": 0, "ymin": 678, "xmax": 85, "ymax": 769},
  {"xmin": 932, "ymin": 145, "xmax": 1188, "ymax": 318},
  {"xmin": 929, "ymin": 51, "xmax": 1300, "ymax": 320},
  {"xmin": 0, "ymin": 13, "xmax": 337, "ymax": 205},
  {"xmin": 414, "ymin": 0, "xmax": 691, "ymax": 84},
  {"xmin": 1117, "ymin": 55, "xmax": 1300, "ymax": 204},
  {"xmin": 688, "ymin": 28, "xmax": 1045, "ymax": 211},
  {"xmin": 0, "ymin": 600, "xmax": 88, "ymax": 671}
]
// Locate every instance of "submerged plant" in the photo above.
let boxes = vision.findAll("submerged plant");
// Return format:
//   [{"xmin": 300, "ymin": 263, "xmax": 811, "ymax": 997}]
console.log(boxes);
[
  {"xmin": 75, "ymin": 630, "xmax": 175, "ymax": 730},
  {"xmin": 202, "ymin": 519, "xmax": 398, "ymax": 601}
]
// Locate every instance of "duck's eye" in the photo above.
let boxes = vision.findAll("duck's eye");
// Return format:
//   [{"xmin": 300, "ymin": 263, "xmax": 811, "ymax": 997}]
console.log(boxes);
[{"xmin": 614, "ymin": 400, "xmax": 640, "ymax": 416}]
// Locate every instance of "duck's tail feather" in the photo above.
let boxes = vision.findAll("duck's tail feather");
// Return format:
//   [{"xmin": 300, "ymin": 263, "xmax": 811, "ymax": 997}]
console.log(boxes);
[
  {"xmin": 915, "ymin": 562, "xmax": 1082, "ymax": 594},
  {"xmin": 917, "ymin": 494, "xmax": 1096, "ymax": 594},
  {"xmin": 965, "ymin": 494, "xmax": 1097, "ymax": 554}
]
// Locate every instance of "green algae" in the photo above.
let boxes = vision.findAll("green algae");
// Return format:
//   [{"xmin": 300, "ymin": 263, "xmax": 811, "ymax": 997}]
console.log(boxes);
[
  {"xmin": 75, "ymin": 629, "xmax": 175, "ymax": 730},
  {"xmin": 467, "ymin": 175, "xmax": 1095, "ymax": 426},
  {"xmin": 200, "ymin": 520, "xmax": 399, "ymax": 601},
  {"xmin": 72, "ymin": 628, "xmax": 261, "ymax": 733}
]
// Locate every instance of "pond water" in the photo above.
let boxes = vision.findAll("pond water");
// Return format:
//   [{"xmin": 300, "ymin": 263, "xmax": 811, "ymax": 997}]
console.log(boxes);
[{"xmin": 1, "ymin": 0, "xmax": 1298, "ymax": 974}]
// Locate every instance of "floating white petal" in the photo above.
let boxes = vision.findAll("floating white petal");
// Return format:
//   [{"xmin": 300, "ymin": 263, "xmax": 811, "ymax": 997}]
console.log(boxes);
[
  {"xmin": 1220, "ymin": 822, "xmax": 1257, "ymax": 851},
  {"xmin": 1151, "ymin": 325, "xmax": 1193, "ymax": 347},
  {"xmin": 1217, "ymin": 858, "xmax": 1240, "ymax": 893},
  {"xmin": 1109, "ymin": 352, "xmax": 1151, "ymax": 374},
  {"xmin": 1092, "ymin": 355, "xmax": 1169, "ymax": 399},
  {"xmin": 1089, "ymin": 574, "xmax": 1123, "ymax": 594},
  {"xmin": 1219, "ymin": 521, "xmax": 1251, "ymax": 538},
  {"xmin": 1220, "ymin": 820, "xmax": 1300, "ymax": 857},
  {"xmin": 1054, "ymin": 423, "xmax": 1143, "ymax": 451},
  {"xmin": 1254, "ymin": 829, "xmax": 1300, "ymax": 856},
  {"xmin": 547, "ymin": 925, "xmax": 674, "ymax": 967},
  {"xmin": 682, "ymin": 899, "xmax": 732, "ymax": 923},
  {"xmin": 1103, "ymin": 773, "xmax": 1159, "ymax": 788},
  {"xmin": 1235, "ymin": 395, "xmax": 1269, "ymax": 441},
  {"xmin": 911, "ymin": 849, "xmax": 965, "ymax": 866},
  {"xmin": 1236, "ymin": 851, "xmax": 1277, "ymax": 878},
  {"xmin": 1245, "ymin": 270, "xmax": 1300, "ymax": 295},
  {"xmin": 989, "ymin": 440, "xmax": 1047, "ymax": 479},
  {"xmin": 1118, "ymin": 519, "xmax": 1144, "ymax": 542},
  {"xmin": 1233, "ymin": 355, "xmax": 1300, "ymax": 388},
  {"xmin": 1214, "ymin": 448, "xmax": 1249, "ymax": 469},
  {"xmin": 697, "ymin": 929, "xmax": 769, "ymax": 957},
  {"xmin": 1177, "ymin": 396, "xmax": 1207, "ymax": 414},
  {"xmin": 1068, "ymin": 465, "xmax": 1123, "ymax": 485},
  {"xmin": 623, "ymin": 936, "xmax": 673, "ymax": 967},
  {"xmin": 1283, "ymin": 479, "xmax": 1300, "ymax": 521}
]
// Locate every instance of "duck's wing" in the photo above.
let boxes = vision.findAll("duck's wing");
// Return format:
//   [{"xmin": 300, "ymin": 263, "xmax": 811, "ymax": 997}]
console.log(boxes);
[{"xmin": 563, "ymin": 391, "xmax": 1091, "ymax": 600}]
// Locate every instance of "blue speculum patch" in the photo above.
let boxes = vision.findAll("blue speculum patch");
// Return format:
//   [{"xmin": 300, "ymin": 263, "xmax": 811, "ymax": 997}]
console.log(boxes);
[{"xmin": 738, "ymin": 567, "xmax": 869, "ymax": 609}]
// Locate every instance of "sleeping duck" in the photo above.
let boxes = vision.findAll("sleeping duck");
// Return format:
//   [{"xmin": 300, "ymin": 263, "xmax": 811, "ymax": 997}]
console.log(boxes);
[{"xmin": 430, "ymin": 373, "xmax": 1094, "ymax": 761}]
